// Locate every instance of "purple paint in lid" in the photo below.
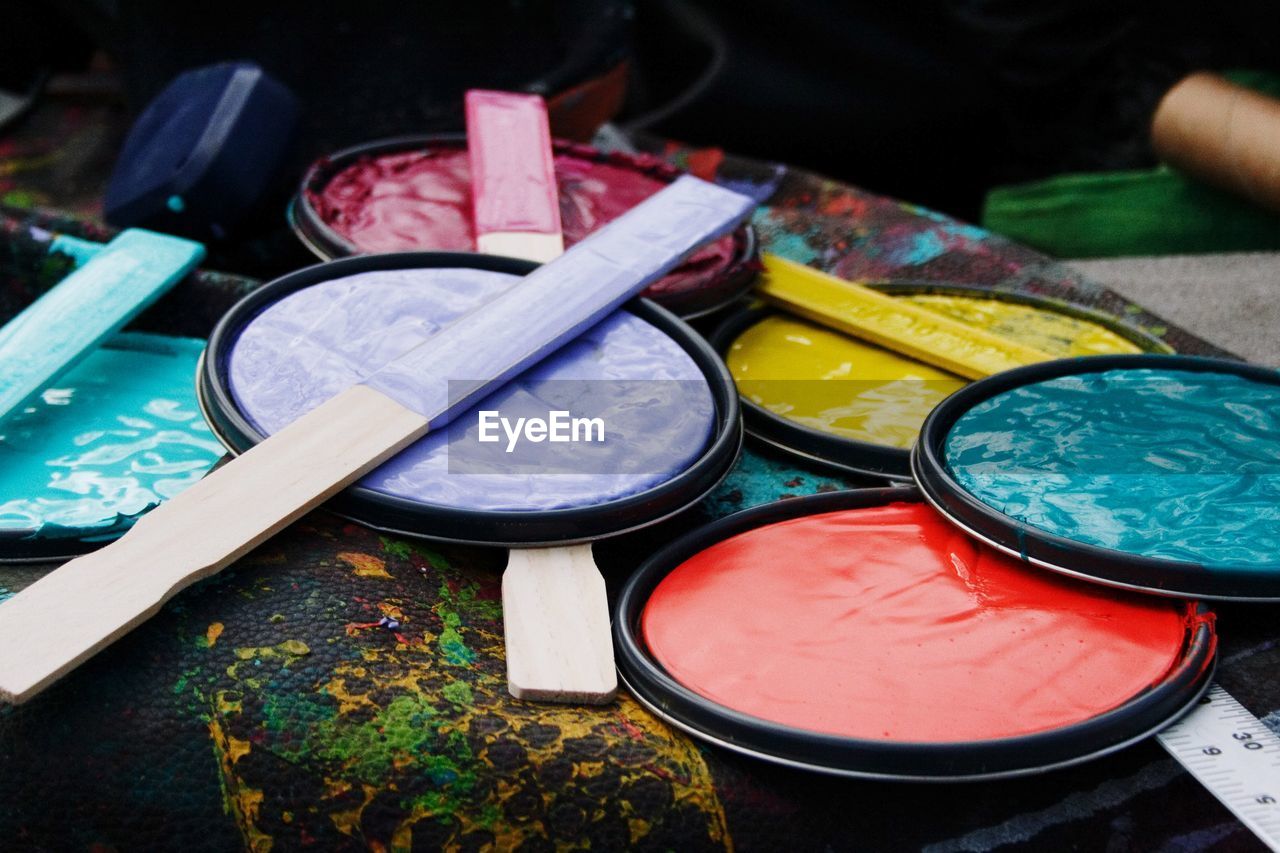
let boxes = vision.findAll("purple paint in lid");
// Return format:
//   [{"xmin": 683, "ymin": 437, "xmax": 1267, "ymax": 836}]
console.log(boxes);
[{"xmin": 226, "ymin": 268, "xmax": 717, "ymax": 511}]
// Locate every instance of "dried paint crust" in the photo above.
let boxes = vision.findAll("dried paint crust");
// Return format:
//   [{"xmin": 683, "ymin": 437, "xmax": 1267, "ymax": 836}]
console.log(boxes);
[{"xmin": 193, "ymin": 525, "xmax": 729, "ymax": 850}]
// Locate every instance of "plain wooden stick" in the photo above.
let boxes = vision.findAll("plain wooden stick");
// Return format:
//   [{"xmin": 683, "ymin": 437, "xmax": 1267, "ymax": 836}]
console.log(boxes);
[
  {"xmin": 502, "ymin": 545, "xmax": 616, "ymax": 703},
  {"xmin": 0, "ymin": 386, "xmax": 429, "ymax": 704}
]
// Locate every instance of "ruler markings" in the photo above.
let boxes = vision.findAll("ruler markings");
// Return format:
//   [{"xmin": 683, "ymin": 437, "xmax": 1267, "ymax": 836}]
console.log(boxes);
[{"xmin": 1159, "ymin": 684, "xmax": 1280, "ymax": 852}]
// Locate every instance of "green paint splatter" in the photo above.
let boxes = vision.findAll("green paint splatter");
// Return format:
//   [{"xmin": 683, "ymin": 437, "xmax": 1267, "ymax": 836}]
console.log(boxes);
[
  {"xmin": 1, "ymin": 189, "xmax": 40, "ymax": 208},
  {"xmin": 442, "ymin": 681, "xmax": 473, "ymax": 706},
  {"xmin": 437, "ymin": 611, "xmax": 477, "ymax": 667},
  {"xmin": 440, "ymin": 581, "xmax": 502, "ymax": 622},
  {"xmin": 380, "ymin": 536, "xmax": 413, "ymax": 559},
  {"xmin": 304, "ymin": 694, "xmax": 444, "ymax": 783},
  {"xmin": 416, "ymin": 546, "xmax": 450, "ymax": 570},
  {"xmin": 380, "ymin": 536, "xmax": 452, "ymax": 570}
]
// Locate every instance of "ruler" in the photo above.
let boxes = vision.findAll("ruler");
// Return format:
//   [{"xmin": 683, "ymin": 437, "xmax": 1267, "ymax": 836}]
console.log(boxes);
[{"xmin": 1159, "ymin": 684, "xmax": 1280, "ymax": 850}]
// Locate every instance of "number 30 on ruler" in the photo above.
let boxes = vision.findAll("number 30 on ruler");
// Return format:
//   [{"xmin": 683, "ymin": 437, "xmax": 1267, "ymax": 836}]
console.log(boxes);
[{"xmin": 1158, "ymin": 684, "xmax": 1280, "ymax": 851}]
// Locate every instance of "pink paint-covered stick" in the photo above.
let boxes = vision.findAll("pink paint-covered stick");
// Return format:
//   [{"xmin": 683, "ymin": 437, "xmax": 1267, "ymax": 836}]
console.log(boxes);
[{"xmin": 465, "ymin": 90, "xmax": 564, "ymax": 262}]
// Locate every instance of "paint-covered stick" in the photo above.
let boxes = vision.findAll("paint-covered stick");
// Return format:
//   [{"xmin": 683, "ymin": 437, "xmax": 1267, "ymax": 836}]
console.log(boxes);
[
  {"xmin": 0, "ymin": 228, "xmax": 204, "ymax": 421},
  {"xmin": 0, "ymin": 175, "xmax": 757, "ymax": 705},
  {"xmin": 466, "ymin": 106, "xmax": 614, "ymax": 703},
  {"xmin": 466, "ymin": 90, "xmax": 564, "ymax": 262},
  {"xmin": 756, "ymin": 254, "xmax": 1054, "ymax": 380}
]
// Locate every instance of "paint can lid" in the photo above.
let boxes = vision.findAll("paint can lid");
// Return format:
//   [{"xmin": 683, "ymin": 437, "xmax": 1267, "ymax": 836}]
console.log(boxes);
[
  {"xmin": 288, "ymin": 134, "xmax": 758, "ymax": 319},
  {"xmin": 198, "ymin": 252, "xmax": 741, "ymax": 546},
  {"xmin": 706, "ymin": 288, "xmax": 1168, "ymax": 482},
  {"xmin": 0, "ymin": 331, "xmax": 224, "ymax": 562},
  {"xmin": 614, "ymin": 487, "xmax": 1216, "ymax": 780},
  {"xmin": 912, "ymin": 354, "xmax": 1280, "ymax": 601}
]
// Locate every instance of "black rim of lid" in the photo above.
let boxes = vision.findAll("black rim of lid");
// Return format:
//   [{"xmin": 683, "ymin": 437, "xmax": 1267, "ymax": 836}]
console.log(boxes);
[
  {"xmin": 199, "ymin": 251, "xmax": 742, "ymax": 547},
  {"xmin": 706, "ymin": 287, "xmax": 1172, "ymax": 482},
  {"xmin": 287, "ymin": 132, "xmax": 760, "ymax": 319},
  {"xmin": 913, "ymin": 353, "xmax": 1280, "ymax": 601},
  {"xmin": 0, "ymin": 528, "xmax": 126, "ymax": 563},
  {"xmin": 614, "ymin": 486, "xmax": 1216, "ymax": 780}
]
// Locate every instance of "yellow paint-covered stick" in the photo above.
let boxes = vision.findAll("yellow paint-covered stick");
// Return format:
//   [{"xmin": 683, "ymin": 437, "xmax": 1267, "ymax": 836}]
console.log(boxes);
[{"xmin": 756, "ymin": 254, "xmax": 1055, "ymax": 380}]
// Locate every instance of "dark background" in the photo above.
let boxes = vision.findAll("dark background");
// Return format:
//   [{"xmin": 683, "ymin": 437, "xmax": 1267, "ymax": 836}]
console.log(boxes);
[{"xmin": 3, "ymin": 0, "xmax": 1279, "ymax": 219}]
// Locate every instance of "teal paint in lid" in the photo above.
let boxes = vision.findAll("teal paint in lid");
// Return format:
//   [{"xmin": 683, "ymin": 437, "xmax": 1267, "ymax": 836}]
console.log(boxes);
[
  {"xmin": 912, "ymin": 355, "xmax": 1280, "ymax": 600},
  {"xmin": 0, "ymin": 331, "xmax": 225, "ymax": 558},
  {"xmin": 945, "ymin": 367, "xmax": 1280, "ymax": 571}
]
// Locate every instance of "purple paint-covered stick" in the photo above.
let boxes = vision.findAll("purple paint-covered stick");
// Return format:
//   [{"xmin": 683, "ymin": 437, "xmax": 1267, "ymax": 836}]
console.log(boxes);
[{"xmin": 363, "ymin": 174, "xmax": 756, "ymax": 426}]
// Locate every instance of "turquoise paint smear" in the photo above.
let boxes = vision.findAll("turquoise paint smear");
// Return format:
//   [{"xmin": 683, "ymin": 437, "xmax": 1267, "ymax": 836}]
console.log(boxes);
[
  {"xmin": 884, "ymin": 222, "xmax": 989, "ymax": 267},
  {"xmin": 705, "ymin": 448, "xmax": 865, "ymax": 514},
  {"xmin": 0, "ymin": 332, "xmax": 225, "ymax": 540},
  {"xmin": 891, "ymin": 229, "xmax": 949, "ymax": 265},
  {"xmin": 754, "ymin": 210, "xmax": 820, "ymax": 265},
  {"xmin": 946, "ymin": 368, "xmax": 1280, "ymax": 570},
  {"xmin": 940, "ymin": 221, "xmax": 989, "ymax": 242}
]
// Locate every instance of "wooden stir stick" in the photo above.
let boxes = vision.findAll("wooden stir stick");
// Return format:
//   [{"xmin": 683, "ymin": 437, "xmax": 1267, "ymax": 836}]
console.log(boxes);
[
  {"xmin": 468, "ymin": 89, "xmax": 615, "ymax": 704},
  {"xmin": 0, "ymin": 176, "xmax": 756, "ymax": 705}
]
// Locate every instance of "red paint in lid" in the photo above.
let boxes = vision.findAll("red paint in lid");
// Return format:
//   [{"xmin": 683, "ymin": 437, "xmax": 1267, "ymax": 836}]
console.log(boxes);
[{"xmin": 641, "ymin": 502, "xmax": 1201, "ymax": 743}]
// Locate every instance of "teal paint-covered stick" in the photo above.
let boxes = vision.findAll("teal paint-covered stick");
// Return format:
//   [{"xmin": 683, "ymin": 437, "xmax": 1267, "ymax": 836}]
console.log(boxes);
[
  {"xmin": 0, "ymin": 228, "xmax": 204, "ymax": 421},
  {"xmin": 48, "ymin": 234, "xmax": 105, "ymax": 268}
]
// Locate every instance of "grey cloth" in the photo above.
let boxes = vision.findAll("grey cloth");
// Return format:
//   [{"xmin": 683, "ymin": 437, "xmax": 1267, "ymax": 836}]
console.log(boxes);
[{"xmin": 1069, "ymin": 253, "xmax": 1280, "ymax": 367}]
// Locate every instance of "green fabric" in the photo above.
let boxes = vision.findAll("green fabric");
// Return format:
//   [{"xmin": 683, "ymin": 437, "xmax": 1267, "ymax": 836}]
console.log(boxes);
[{"xmin": 982, "ymin": 70, "xmax": 1280, "ymax": 258}]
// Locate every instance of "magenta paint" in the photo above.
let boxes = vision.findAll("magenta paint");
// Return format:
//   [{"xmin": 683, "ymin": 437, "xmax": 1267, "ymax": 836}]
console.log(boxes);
[
  {"xmin": 464, "ymin": 90, "xmax": 561, "ymax": 240},
  {"xmin": 298, "ymin": 139, "xmax": 750, "ymax": 310}
]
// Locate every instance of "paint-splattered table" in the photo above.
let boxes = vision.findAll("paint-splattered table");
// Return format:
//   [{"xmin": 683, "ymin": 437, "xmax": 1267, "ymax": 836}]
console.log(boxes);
[{"xmin": 0, "ymin": 135, "xmax": 1270, "ymax": 851}]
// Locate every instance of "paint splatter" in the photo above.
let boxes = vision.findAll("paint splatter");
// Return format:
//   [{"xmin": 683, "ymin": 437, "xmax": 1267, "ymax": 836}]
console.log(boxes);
[
  {"xmin": 185, "ymin": 523, "xmax": 729, "ymax": 850},
  {"xmin": 337, "ymin": 551, "xmax": 392, "ymax": 580}
]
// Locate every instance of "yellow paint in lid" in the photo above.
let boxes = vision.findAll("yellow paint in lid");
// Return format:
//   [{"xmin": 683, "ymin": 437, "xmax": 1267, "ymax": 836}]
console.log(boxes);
[
  {"xmin": 755, "ymin": 255, "xmax": 1056, "ymax": 379},
  {"xmin": 727, "ymin": 293, "xmax": 1145, "ymax": 450}
]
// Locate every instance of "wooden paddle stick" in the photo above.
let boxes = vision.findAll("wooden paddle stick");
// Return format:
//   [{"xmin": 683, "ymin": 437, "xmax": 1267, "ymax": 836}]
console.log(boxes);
[
  {"xmin": 467, "ymin": 90, "xmax": 565, "ymax": 262},
  {"xmin": 0, "ymin": 228, "xmax": 203, "ymax": 420},
  {"xmin": 503, "ymin": 545, "xmax": 613, "ymax": 703},
  {"xmin": 0, "ymin": 386, "xmax": 426, "ymax": 703},
  {"xmin": 0, "ymin": 176, "xmax": 756, "ymax": 705},
  {"xmin": 467, "ymin": 90, "xmax": 617, "ymax": 703},
  {"xmin": 757, "ymin": 254, "xmax": 1053, "ymax": 380}
]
